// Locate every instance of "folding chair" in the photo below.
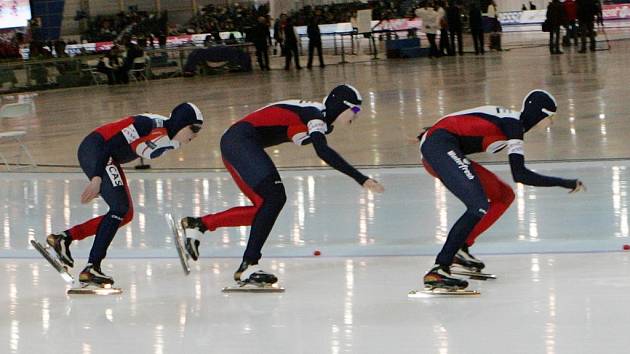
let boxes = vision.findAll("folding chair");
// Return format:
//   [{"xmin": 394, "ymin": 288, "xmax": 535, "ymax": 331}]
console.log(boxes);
[
  {"xmin": 82, "ymin": 59, "xmax": 108, "ymax": 85},
  {"xmin": 129, "ymin": 56, "xmax": 149, "ymax": 82},
  {"xmin": 0, "ymin": 102, "xmax": 37, "ymax": 170}
]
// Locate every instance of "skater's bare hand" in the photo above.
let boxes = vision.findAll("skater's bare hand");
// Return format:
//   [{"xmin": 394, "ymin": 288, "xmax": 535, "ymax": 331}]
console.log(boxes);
[
  {"xmin": 569, "ymin": 180, "xmax": 586, "ymax": 194},
  {"xmin": 363, "ymin": 179, "xmax": 384, "ymax": 193},
  {"xmin": 81, "ymin": 177, "xmax": 102, "ymax": 203}
]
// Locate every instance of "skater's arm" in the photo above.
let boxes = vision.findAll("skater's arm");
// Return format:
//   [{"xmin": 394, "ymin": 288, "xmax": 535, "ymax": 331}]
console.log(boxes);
[
  {"xmin": 309, "ymin": 132, "xmax": 369, "ymax": 185},
  {"xmin": 508, "ymin": 149, "xmax": 578, "ymax": 189}
]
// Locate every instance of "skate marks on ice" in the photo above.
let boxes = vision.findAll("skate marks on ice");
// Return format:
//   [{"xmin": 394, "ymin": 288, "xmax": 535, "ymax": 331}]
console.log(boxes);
[
  {"xmin": 408, "ymin": 287, "xmax": 481, "ymax": 297},
  {"xmin": 67, "ymin": 283, "xmax": 123, "ymax": 295},
  {"xmin": 165, "ymin": 213, "xmax": 191, "ymax": 275},
  {"xmin": 31, "ymin": 239, "xmax": 74, "ymax": 284},
  {"xmin": 222, "ymin": 281, "xmax": 285, "ymax": 293}
]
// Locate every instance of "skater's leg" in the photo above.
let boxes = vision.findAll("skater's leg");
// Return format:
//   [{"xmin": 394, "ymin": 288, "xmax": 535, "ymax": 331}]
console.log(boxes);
[
  {"xmin": 87, "ymin": 162, "xmax": 133, "ymax": 267},
  {"xmin": 465, "ymin": 162, "xmax": 515, "ymax": 246},
  {"xmin": 66, "ymin": 134, "xmax": 133, "ymax": 240},
  {"xmin": 243, "ymin": 172, "xmax": 286, "ymax": 264},
  {"xmin": 421, "ymin": 131, "xmax": 488, "ymax": 267},
  {"xmin": 199, "ymin": 159, "xmax": 264, "ymax": 231},
  {"xmin": 199, "ymin": 125, "xmax": 274, "ymax": 231}
]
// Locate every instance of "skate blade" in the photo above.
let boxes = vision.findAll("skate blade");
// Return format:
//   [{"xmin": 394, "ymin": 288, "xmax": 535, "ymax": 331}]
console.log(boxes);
[
  {"xmin": 222, "ymin": 282, "xmax": 285, "ymax": 293},
  {"xmin": 165, "ymin": 213, "xmax": 191, "ymax": 275},
  {"xmin": 67, "ymin": 283, "xmax": 122, "ymax": 295},
  {"xmin": 408, "ymin": 288, "xmax": 480, "ymax": 297},
  {"xmin": 451, "ymin": 268, "xmax": 497, "ymax": 280},
  {"xmin": 31, "ymin": 240, "xmax": 75, "ymax": 284}
]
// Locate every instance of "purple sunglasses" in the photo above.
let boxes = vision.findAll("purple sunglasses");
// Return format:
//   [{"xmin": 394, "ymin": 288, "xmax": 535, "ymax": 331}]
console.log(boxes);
[{"xmin": 344, "ymin": 100, "xmax": 361, "ymax": 114}]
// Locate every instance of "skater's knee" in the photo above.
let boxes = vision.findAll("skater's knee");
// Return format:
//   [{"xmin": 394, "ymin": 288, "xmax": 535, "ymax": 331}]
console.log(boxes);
[
  {"xmin": 109, "ymin": 200, "xmax": 131, "ymax": 220},
  {"xmin": 255, "ymin": 173, "xmax": 286, "ymax": 211},
  {"xmin": 120, "ymin": 209, "xmax": 134, "ymax": 226},
  {"xmin": 467, "ymin": 199, "xmax": 489, "ymax": 218}
]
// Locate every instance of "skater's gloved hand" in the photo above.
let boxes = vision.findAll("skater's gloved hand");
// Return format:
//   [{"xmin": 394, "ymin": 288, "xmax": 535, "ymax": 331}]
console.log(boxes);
[
  {"xmin": 81, "ymin": 176, "xmax": 102, "ymax": 203},
  {"xmin": 363, "ymin": 179, "xmax": 384, "ymax": 193},
  {"xmin": 569, "ymin": 180, "xmax": 586, "ymax": 194}
]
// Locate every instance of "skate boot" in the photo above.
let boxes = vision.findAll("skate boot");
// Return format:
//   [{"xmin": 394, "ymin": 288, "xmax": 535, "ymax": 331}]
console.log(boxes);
[
  {"xmin": 79, "ymin": 263, "xmax": 114, "ymax": 286},
  {"xmin": 46, "ymin": 231, "xmax": 74, "ymax": 268},
  {"xmin": 180, "ymin": 217, "xmax": 206, "ymax": 261},
  {"xmin": 234, "ymin": 260, "xmax": 278, "ymax": 285},
  {"xmin": 423, "ymin": 264, "xmax": 468, "ymax": 290},
  {"xmin": 453, "ymin": 244, "xmax": 485, "ymax": 271}
]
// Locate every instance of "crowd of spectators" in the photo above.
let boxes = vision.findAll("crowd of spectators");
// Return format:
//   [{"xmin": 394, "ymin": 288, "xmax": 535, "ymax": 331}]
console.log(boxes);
[{"xmin": 83, "ymin": 10, "xmax": 168, "ymax": 43}]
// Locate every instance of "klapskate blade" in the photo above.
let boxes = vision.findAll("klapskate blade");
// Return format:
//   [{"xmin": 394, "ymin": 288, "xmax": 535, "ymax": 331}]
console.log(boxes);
[
  {"xmin": 31, "ymin": 240, "xmax": 75, "ymax": 284},
  {"xmin": 451, "ymin": 269, "xmax": 497, "ymax": 280},
  {"xmin": 165, "ymin": 213, "xmax": 191, "ymax": 275},
  {"xmin": 408, "ymin": 288, "xmax": 480, "ymax": 297},
  {"xmin": 222, "ymin": 284, "xmax": 285, "ymax": 293},
  {"xmin": 67, "ymin": 283, "xmax": 122, "ymax": 295}
]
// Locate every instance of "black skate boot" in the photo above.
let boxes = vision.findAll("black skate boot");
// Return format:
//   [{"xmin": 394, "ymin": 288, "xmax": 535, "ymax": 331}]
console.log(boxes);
[
  {"xmin": 453, "ymin": 244, "xmax": 485, "ymax": 271},
  {"xmin": 424, "ymin": 264, "xmax": 468, "ymax": 290},
  {"xmin": 46, "ymin": 232, "xmax": 74, "ymax": 268},
  {"xmin": 180, "ymin": 217, "xmax": 206, "ymax": 261},
  {"xmin": 79, "ymin": 263, "xmax": 114, "ymax": 286},
  {"xmin": 234, "ymin": 260, "xmax": 278, "ymax": 285}
]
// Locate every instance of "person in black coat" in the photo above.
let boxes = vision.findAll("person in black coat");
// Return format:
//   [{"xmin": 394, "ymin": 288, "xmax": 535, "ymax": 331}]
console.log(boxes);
[
  {"xmin": 283, "ymin": 16, "xmax": 301, "ymax": 70},
  {"xmin": 468, "ymin": 2, "xmax": 484, "ymax": 55},
  {"xmin": 307, "ymin": 15, "xmax": 325, "ymax": 68},
  {"xmin": 546, "ymin": 0, "xmax": 566, "ymax": 54},
  {"xmin": 576, "ymin": 0, "xmax": 596, "ymax": 52},
  {"xmin": 447, "ymin": 0, "xmax": 463, "ymax": 55},
  {"xmin": 252, "ymin": 16, "xmax": 272, "ymax": 70}
]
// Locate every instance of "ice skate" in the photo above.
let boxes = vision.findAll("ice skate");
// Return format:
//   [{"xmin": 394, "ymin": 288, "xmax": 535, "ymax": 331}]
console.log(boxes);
[
  {"xmin": 451, "ymin": 246, "xmax": 497, "ymax": 280},
  {"xmin": 46, "ymin": 232, "xmax": 74, "ymax": 268},
  {"xmin": 180, "ymin": 216, "xmax": 206, "ymax": 261},
  {"xmin": 31, "ymin": 239, "xmax": 74, "ymax": 284},
  {"xmin": 222, "ymin": 261, "xmax": 284, "ymax": 293},
  {"xmin": 410, "ymin": 264, "xmax": 479, "ymax": 296},
  {"xmin": 165, "ymin": 213, "xmax": 190, "ymax": 275},
  {"xmin": 453, "ymin": 245, "xmax": 485, "ymax": 271},
  {"xmin": 67, "ymin": 264, "xmax": 122, "ymax": 295},
  {"xmin": 79, "ymin": 263, "xmax": 114, "ymax": 286}
]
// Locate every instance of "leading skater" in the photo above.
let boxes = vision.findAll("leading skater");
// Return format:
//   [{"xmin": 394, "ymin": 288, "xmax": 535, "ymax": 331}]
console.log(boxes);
[
  {"xmin": 46, "ymin": 103, "xmax": 204, "ymax": 286},
  {"xmin": 418, "ymin": 89, "xmax": 585, "ymax": 290},
  {"xmin": 180, "ymin": 84, "xmax": 384, "ymax": 286}
]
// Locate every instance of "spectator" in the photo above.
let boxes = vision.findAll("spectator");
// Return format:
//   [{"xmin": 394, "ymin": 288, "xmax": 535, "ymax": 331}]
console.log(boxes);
[
  {"xmin": 436, "ymin": 0, "xmax": 451, "ymax": 56},
  {"xmin": 530, "ymin": 1, "xmax": 537, "ymax": 10},
  {"xmin": 252, "ymin": 16, "xmax": 272, "ymax": 70},
  {"xmin": 283, "ymin": 16, "xmax": 301, "ymax": 70},
  {"xmin": 274, "ymin": 15, "xmax": 286, "ymax": 56},
  {"xmin": 416, "ymin": 1, "xmax": 440, "ymax": 58},
  {"xmin": 97, "ymin": 46, "xmax": 124, "ymax": 85},
  {"xmin": 468, "ymin": 2, "xmax": 484, "ymax": 55},
  {"xmin": 307, "ymin": 14, "xmax": 325, "ymax": 68},
  {"xmin": 563, "ymin": 0, "xmax": 578, "ymax": 46},
  {"xmin": 447, "ymin": 0, "xmax": 463, "ymax": 55},
  {"xmin": 487, "ymin": 0, "xmax": 502, "ymax": 51},
  {"xmin": 577, "ymin": 0, "xmax": 596, "ymax": 52},
  {"xmin": 546, "ymin": 0, "xmax": 566, "ymax": 54}
]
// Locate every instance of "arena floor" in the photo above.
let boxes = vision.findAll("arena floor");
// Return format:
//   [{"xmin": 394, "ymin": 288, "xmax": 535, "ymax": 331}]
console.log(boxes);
[{"xmin": 1, "ymin": 39, "xmax": 630, "ymax": 353}]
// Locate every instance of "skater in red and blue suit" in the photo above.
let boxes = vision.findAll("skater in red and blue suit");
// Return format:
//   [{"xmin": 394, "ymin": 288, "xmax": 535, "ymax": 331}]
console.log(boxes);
[
  {"xmin": 47, "ymin": 103, "xmax": 204, "ymax": 285},
  {"xmin": 419, "ymin": 90, "xmax": 585, "ymax": 290},
  {"xmin": 180, "ymin": 84, "xmax": 384, "ymax": 285}
]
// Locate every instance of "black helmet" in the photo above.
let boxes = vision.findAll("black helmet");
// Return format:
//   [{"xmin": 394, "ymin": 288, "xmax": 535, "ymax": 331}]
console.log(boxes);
[
  {"xmin": 520, "ymin": 90, "xmax": 557, "ymax": 132},
  {"xmin": 323, "ymin": 84, "xmax": 362, "ymax": 123},
  {"xmin": 164, "ymin": 102, "xmax": 204, "ymax": 138}
]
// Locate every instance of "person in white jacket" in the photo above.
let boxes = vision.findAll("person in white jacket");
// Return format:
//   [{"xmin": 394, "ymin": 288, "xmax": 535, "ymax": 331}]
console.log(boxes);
[{"xmin": 416, "ymin": 1, "xmax": 440, "ymax": 57}]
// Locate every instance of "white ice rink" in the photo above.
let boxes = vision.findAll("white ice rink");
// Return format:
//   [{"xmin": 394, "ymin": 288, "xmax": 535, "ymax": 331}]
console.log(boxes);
[{"xmin": 1, "ymin": 161, "xmax": 629, "ymax": 354}]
